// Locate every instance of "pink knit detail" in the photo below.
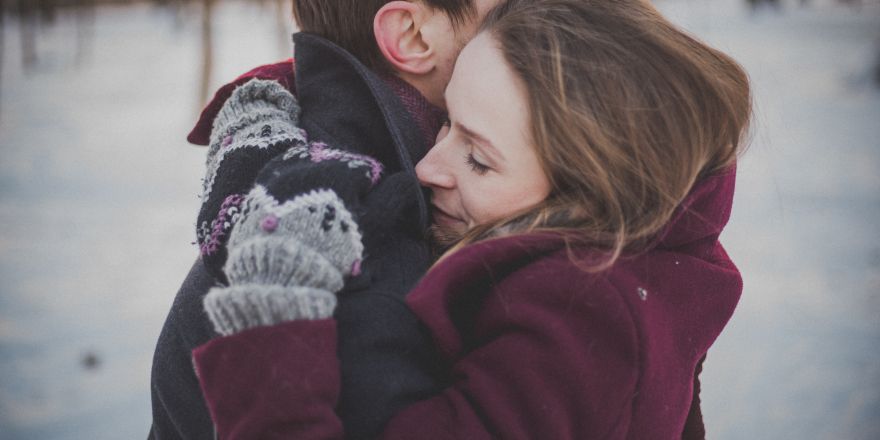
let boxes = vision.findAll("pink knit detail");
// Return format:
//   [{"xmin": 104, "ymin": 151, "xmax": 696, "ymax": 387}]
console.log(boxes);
[
  {"xmin": 308, "ymin": 142, "xmax": 384, "ymax": 185},
  {"xmin": 261, "ymin": 214, "xmax": 279, "ymax": 233},
  {"xmin": 200, "ymin": 194, "xmax": 246, "ymax": 256}
]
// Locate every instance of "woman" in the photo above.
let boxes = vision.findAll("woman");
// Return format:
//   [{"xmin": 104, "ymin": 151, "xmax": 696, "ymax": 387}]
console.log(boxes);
[{"xmin": 194, "ymin": 0, "xmax": 752, "ymax": 438}]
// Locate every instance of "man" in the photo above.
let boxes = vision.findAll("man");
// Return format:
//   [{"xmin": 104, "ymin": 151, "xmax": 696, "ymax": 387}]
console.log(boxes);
[{"xmin": 149, "ymin": 1, "xmax": 499, "ymax": 439}]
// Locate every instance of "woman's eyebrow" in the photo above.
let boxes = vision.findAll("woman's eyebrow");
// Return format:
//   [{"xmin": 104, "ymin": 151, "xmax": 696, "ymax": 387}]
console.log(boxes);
[{"xmin": 454, "ymin": 121, "xmax": 505, "ymax": 164}]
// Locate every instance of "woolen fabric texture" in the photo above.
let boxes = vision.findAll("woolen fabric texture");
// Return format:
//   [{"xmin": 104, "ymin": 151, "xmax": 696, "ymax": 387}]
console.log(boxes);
[
  {"xmin": 198, "ymin": 75, "xmax": 383, "ymax": 334},
  {"xmin": 204, "ymin": 189, "xmax": 366, "ymax": 335},
  {"xmin": 187, "ymin": 61, "xmax": 298, "ymax": 147},
  {"xmin": 192, "ymin": 168, "xmax": 742, "ymax": 439},
  {"xmin": 150, "ymin": 32, "xmax": 445, "ymax": 440},
  {"xmin": 196, "ymin": 78, "xmax": 307, "ymax": 280}
]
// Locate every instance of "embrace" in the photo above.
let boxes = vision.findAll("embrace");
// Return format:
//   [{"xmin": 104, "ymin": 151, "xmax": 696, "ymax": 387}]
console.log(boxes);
[{"xmin": 150, "ymin": 0, "xmax": 751, "ymax": 438}]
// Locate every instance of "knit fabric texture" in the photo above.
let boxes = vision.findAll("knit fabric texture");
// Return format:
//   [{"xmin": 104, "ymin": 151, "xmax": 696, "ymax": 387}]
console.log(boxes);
[
  {"xmin": 204, "ymin": 188, "xmax": 362, "ymax": 335},
  {"xmin": 187, "ymin": 59, "xmax": 297, "ymax": 146},
  {"xmin": 196, "ymin": 78, "xmax": 384, "ymax": 335},
  {"xmin": 153, "ymin": 36, "xmax": 446, "ymax": 439},
  {"xmin": 226, "ymin": 188, "xmax": 363, "ymax": 292},
  {"xmin": 196, "ymin": 79, "xmax": 305, "ymax": 275}
]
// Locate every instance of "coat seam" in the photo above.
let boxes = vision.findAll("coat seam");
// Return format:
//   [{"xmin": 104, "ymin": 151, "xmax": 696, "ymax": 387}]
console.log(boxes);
[{"xmin": 598, "ymin": 277, "xmax": 644, "ymax": 440}]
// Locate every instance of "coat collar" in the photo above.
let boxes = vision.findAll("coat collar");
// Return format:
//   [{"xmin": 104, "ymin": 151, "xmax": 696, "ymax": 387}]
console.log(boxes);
[
  {"xmin": 293, "ymin": 32, "xmax": 432, "ymax": 229},
  {"xmin": 408, "ymin": 168, "xmax": 740, "ymax": 359},
  {"xmin": 415, "ymin": 167, "xmax": 740, "ymax": 283},
  {"xmin": 654, "ymin": 166, "xmax": 737, "ymax": 249}
]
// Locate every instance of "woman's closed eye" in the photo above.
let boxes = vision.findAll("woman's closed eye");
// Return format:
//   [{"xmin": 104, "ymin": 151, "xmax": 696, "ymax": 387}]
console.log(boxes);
[{"xmin": 465, "ymin": 153, "xmax": 491, "ymax": 175}]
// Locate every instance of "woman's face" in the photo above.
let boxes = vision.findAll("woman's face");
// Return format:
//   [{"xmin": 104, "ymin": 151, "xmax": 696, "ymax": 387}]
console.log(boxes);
[{"xmin": 415, "ymin": 34, "xmax": 551, "ymax": 237}]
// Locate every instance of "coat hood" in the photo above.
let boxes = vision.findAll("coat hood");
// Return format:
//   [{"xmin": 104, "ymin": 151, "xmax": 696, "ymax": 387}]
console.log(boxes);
[
  {"xmin": 406, "ymin": 167, "xmax": 742, "ymax": 438},
  {"xmin": 655, "ymin": 166, "xmax": 737, "ymax": 250}
]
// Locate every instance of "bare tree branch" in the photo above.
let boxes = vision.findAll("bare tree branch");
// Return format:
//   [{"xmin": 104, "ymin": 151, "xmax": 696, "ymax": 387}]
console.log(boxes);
[{"xmin": 198, "ymin": 0, "xmax": 214, "ymax": 107}]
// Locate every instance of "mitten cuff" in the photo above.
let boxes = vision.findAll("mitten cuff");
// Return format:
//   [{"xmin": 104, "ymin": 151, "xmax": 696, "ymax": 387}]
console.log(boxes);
[
  {"xmin": 204, "ymin": 284, "xmax": 337, "ymax": 336},
  {"xmin": 224, "ymin": 234, "xmax": 346, "ymax": 293}
]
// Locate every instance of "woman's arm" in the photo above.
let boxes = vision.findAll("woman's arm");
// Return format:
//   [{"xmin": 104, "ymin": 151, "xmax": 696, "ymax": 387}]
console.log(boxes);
[
  {"xmin": 193, "ymin": 269, "xmax": 641, "ymax": 439},
  {"xmin": 195, "ymin": 78, "xmax": 307, "ymax": 282},
  {"xmin": 194, "ymin": 320, "xmax": 343, "ymax": 439},
  {"xmin": 195, "ymin": 76, "xmax": 442, "ymax": 439}
]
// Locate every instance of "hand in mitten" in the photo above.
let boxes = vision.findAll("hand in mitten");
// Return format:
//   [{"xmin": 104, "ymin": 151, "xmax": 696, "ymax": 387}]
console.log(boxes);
[
  {"xmin": 206, "ymin": 78, "xmax": 301, "ymax": 167},
  {"xmin": 203, "ymin": 188, "xmax": 364, "ymax": 336},
  {"xmin": 200, "ymin": 124, "xmax": 386, "ymax": 279},
  {"xmin": 188, "ymin": 60, "xmax": 296, "ymax": 146},
  {"xmin": 197, "ymin": 79, "xmax": 306, "ymax": 277}
]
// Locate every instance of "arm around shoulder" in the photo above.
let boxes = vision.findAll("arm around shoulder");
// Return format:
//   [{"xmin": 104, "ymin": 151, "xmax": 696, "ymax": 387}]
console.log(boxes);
[
  {"xmin": 381, "ymin": 274, "xmax": 642, "ymax": 439},
  {"xmin": 192, "ymin": 262, "xmax": 641, "ymax": 439},
  {"xmin": 193, "ymin": 319, "xmax": 344, "ymax": 439}
]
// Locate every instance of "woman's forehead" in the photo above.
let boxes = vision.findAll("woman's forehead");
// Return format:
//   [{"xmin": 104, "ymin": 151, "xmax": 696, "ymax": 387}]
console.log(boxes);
[{"xmin": 447, "ymin": 36, "xmax": 528, "ymax": 141}]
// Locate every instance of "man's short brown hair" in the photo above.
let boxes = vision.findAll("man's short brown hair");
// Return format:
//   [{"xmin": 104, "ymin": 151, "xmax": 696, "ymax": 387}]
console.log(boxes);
[{"xmin": 292, "ymin": 0, "xmax": 475, "ymax": 72}]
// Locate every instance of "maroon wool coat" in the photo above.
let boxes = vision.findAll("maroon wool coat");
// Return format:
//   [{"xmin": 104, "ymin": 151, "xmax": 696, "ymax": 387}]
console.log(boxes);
[{"xmin": 193, "ymin": 168, "xmax": 742, "ymax": 439}]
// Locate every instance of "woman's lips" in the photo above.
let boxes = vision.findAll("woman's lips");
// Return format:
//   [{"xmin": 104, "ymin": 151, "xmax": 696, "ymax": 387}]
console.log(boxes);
[{"xmin": 431, "ymin": 204, "xmax": 464, "ymax": 228}]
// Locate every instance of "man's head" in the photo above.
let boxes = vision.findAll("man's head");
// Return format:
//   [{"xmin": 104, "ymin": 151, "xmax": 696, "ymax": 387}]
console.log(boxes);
[{"xmin": 292, "ymin": 0, "xmax": 501, "ymax": 108}]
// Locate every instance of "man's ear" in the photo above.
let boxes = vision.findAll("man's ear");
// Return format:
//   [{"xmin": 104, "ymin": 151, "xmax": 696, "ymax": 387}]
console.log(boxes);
[{"xmin": 374, "ymin": 1, "xmax": 436, "ymax": 75}]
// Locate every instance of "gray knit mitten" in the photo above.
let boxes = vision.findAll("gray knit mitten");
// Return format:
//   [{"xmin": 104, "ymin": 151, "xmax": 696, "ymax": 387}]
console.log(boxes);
[
  {"xmin": 197, "ymin": 79, "xmax": 306, "ymax": 279},
  {"xmin": 204, "ymin": 78, "xmax": 301, "ymax": 193},
  {"xmin": 203, "ymin": 187, "xmax": 364, "ymax": 336}
]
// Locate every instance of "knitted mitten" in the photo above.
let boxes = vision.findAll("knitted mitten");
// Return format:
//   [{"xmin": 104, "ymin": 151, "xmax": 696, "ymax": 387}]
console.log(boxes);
[
  {"xmin": 196, "ymin": 72, "xmax": 390, "ymax": 334},
  {"xmin": 203, "ymin": 188, "xmax": 364, "ymax": 336},
  {"xmin": 196, "ymin": 79, "xmax": 305, "ymax": 278},
  {"xmin": 197, "ymin": 84, "xmax": 390, "ymax": 335},
  {"xmin": 202, "ymin": 140, "xmax": 383, "ymax": 334}
]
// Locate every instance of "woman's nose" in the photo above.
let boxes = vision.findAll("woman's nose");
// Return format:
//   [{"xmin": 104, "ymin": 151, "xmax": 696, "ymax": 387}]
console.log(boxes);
[{"xmin": 416, "ymin": 146, "xmax": 456, "ymax": 190}]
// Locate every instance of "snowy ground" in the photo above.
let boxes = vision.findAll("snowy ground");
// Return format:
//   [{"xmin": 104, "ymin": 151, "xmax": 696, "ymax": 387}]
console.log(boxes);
[
  {"xmin": 0, "ymin": 0, "xmax": 877, "ymax": 438},
  {"xmin": 659, "ymin": 1, "xmax": 880, "ymax": 438}
]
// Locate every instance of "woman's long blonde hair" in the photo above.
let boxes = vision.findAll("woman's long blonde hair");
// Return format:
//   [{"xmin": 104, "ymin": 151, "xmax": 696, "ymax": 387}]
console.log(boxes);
[{"xmin": 439, "ymin": 0, "xmax": 752, "ymax": 270}]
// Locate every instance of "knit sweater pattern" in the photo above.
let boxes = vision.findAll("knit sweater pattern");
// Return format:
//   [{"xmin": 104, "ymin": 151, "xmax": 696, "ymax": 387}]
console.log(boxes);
[{"xmin": 195, "ymin": 78, "xmax": 381, "ymax": 335}]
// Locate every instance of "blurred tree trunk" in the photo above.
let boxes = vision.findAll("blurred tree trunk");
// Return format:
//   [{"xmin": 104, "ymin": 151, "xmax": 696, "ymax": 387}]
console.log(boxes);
[
  {"xmin": 1, "ymin": 0, "xmax": 5, "ymax": 120},
  {"xmin": 875, "ymin": 48, "xmax": 880, "ymax": 87},
  {"xmin": 199, "ymin": 0, "xmax": 214, "ymax": 107},
  {"xmin": 274, "ymin": 0, "xmax": 289, "ymax": 56},
  {"xmin": 18, "ymin": 0, "xmax": 37, "ymax": 70},
  {"xmin": 74, "ymin": 0, "xmax": 95, "ymax": 67}
]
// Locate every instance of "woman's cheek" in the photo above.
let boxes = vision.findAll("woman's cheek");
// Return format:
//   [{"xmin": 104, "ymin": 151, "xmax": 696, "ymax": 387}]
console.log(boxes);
[{"xmin": 461, "ymin": 182, "xmax": 495, "ymax": 226}]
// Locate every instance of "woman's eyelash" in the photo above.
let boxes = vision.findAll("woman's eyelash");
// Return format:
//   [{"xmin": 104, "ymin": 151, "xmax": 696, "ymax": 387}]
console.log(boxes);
[
  {"xmin": 443, "ymin": 119, "xmax": 489, "ymax": 175},
  {"xmin": 465, "ymin": 153, "xmax": 490, "ymax": 175}
]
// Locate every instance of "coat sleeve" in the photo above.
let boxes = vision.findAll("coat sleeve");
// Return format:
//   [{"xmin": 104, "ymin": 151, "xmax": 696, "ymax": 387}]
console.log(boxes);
[
  {"xmin": 150, "ymin": 259, "xmax": 219, "ymax": 439},
  {"xmin": 193, "ymin": 319, "xmax": 344, "ymax": 439},
  {"xmin": 193, "ymin": 278, "xmax": 641, "ymax": 440},
  {"xmin": 381, "ymin": 281, "xmax": 641, "ymax": 439}
]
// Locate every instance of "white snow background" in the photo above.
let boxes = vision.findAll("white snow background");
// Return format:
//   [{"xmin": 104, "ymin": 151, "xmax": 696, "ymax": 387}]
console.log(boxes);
[{"xmin": 0, "ymin": 0, "xmax": 877, "ymax": 438}]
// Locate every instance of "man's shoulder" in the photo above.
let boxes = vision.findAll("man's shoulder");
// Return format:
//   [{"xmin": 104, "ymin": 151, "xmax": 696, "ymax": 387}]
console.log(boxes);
[
  {"xmin": 150, "ymin": 258, "xmax": 220, "ymax": 439},
  {"xmin": 162, "ymin": 258, "xmax": 220, "ymax": 349},
  {"xmin": 187, "ymin": 59, "xmax": 296, "ymax": 146}
]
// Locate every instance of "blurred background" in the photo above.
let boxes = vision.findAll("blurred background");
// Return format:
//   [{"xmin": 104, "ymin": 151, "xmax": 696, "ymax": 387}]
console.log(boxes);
[{"xmin": 0, "ymin": 0, "xmax": 877, "ymax": 438}]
